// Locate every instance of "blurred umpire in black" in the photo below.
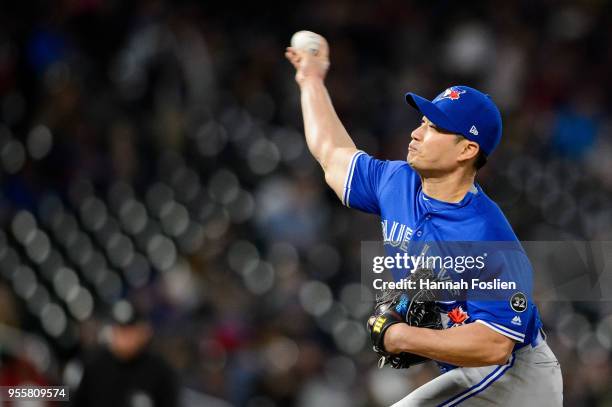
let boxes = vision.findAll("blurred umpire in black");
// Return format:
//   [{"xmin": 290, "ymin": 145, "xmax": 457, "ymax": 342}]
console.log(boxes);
[{"xmin": 71, "ymin": 300, "xmax": 179, "ymax": 407}]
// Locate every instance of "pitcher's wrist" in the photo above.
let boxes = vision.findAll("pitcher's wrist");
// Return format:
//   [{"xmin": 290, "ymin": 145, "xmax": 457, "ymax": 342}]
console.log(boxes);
[{"xmin": 298, "ymin": 75, "xmax": 325, "ymax": 89}]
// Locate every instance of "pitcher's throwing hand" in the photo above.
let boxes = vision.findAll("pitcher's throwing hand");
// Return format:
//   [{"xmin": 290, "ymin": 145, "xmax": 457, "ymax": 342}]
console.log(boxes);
[{"xmin": 285, "ymin": 31, "xmax": 329, "ymax": 86}]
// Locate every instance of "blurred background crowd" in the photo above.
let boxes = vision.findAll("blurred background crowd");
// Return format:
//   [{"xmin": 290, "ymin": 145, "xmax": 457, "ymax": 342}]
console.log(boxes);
[{"xmin": 0, "ymin": 0, "xmax": 611, "ymax": 406}]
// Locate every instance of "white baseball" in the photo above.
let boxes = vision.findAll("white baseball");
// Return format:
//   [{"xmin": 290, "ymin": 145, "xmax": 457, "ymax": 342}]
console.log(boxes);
[{"xmin": 290, "ymin": 31, "xmax": 323, "ymax": 55}]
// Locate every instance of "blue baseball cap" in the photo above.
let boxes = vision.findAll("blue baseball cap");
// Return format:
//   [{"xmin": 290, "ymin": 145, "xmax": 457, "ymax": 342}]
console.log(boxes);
[{"xmin": 405, "ymin": 85, "xmax": 502, "ymax": 156}]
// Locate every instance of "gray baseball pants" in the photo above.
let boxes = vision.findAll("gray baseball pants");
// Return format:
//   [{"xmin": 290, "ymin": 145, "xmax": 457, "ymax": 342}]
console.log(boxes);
[{"xmin": 391, "ymin": 339, "xmax": 562, "ymax": 406}]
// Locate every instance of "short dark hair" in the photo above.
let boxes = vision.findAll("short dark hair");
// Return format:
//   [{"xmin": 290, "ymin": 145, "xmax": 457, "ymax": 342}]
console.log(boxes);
[
  {"xmin": 474, "ymin": 150, "xmax": 487, "ymax": 170},
  {"xmin": 456, "ymin": 135, "xmax": 487, "ymax": 171}
]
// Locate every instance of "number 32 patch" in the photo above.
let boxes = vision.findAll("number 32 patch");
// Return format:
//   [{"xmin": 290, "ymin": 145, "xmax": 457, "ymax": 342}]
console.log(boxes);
[{"xmin": 510, "ymin": 292, "xmax": 527, "ymax": 313}]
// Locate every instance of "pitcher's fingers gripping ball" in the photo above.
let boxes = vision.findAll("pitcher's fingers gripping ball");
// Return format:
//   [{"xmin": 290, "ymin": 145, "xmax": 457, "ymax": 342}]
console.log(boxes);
[
  {"xmin": 290, "ymin": 30, "xmax": 325, "ymax": 56},
  {"xmin": 285, "ymin": 30, "xmax": 330, "ymax": 85}
]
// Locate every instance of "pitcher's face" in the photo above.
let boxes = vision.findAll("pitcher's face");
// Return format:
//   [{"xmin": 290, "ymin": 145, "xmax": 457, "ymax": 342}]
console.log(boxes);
[{"xmin": 408, "ymin": 117, "xmax": 471, "ymax": 174}]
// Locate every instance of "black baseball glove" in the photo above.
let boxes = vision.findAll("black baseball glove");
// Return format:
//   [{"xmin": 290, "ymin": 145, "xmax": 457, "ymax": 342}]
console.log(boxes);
[{"xmin": 367, "ymin": 267, "xmax": 443, "ymax": 369}]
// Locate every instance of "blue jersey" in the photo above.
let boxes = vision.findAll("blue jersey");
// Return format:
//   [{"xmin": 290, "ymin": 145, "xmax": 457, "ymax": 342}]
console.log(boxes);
[{"xmin": 343, "ymin": 151, "xmax": 543, "ymax": 360}]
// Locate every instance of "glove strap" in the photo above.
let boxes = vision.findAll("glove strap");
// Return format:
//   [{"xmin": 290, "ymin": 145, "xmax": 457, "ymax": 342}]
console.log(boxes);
[{"xmin": 370, "ymin": 312, "xmax": 402, "ymax": 352}]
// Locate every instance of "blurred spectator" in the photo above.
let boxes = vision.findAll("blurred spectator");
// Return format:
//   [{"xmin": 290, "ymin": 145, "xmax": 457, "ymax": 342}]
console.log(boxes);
[
  {"xmin": 0, "ymin": 352, "xmax": 53, "ymax": 406},
  {"xmin": 0, "ymin": 285, "xmax": 56, "ymax": 406},
  {"xmin": 71, "ymin": 301, "xmax": 178, "ymax": 407}
]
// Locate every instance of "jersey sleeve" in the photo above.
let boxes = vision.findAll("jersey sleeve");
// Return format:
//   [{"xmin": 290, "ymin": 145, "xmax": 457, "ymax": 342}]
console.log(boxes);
[
  {"xmin": 342, "ymin": 151, "xmax": 407, "ymax": 214},
  {"xmin": 467, "ymin": 249, "xmax": 535, "ymax": 343}
]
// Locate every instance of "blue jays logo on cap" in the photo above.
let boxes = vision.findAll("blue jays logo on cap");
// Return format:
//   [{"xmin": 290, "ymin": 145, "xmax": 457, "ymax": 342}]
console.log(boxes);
[
  {"xmin": 405, "ymin": 85, "xmax": 503, "ymax": 157},
  {"xmin": 435, "ymin": 87, "xmax": 466, "ymax": 102}
]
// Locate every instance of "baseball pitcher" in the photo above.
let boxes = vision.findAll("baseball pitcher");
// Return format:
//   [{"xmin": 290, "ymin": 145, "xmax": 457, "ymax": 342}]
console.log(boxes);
[{"xmin": 285, "ymin": 32, "xmax": 563, "ymax": 406}]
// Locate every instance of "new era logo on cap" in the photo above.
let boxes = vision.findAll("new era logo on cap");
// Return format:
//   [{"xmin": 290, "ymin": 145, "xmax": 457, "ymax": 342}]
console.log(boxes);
[{"xmin": 469, "ymin": 125, "xmax": 479, "ymax": 136}]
